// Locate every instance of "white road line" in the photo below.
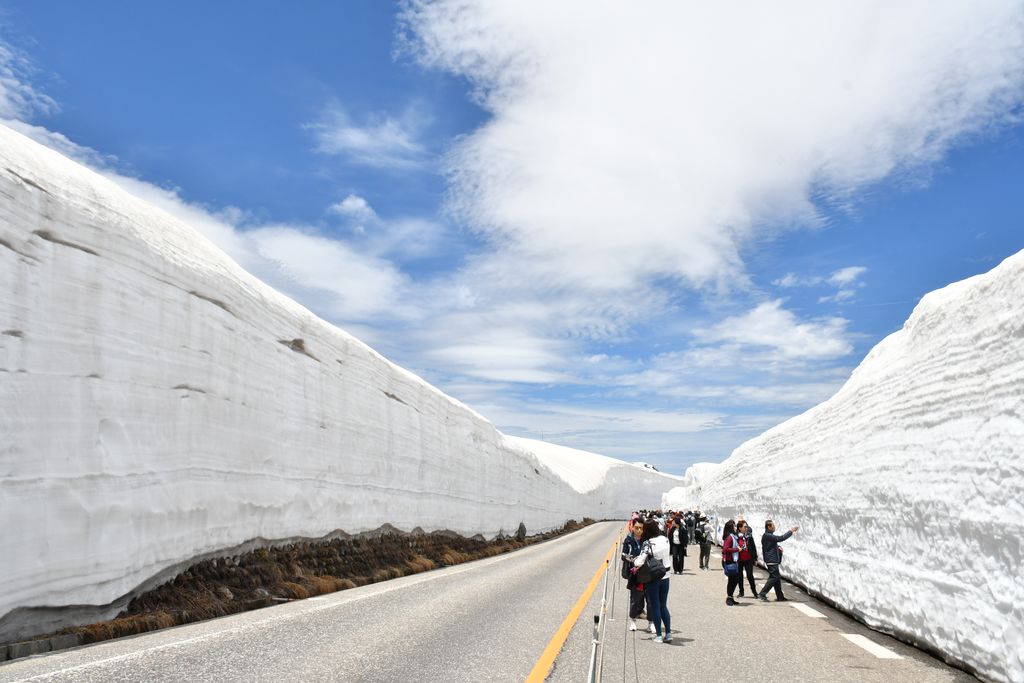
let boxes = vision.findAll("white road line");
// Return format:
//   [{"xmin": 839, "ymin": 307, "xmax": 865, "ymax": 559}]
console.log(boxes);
[
  {"xmin": 790, "ymin": 603, "xmax": 827, "ymax": 619},
  {"xmin": 841, "ymin": 633, "xmax": 903, "ymax": 659}
]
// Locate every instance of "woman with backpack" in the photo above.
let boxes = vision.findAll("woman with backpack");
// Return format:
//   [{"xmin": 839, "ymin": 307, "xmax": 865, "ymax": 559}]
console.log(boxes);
[
  {"xmin": 721, "ymin": 519, "xmax": 744, "ymax": 605},
  {"xmin": 633, "ymin": 519, "xmax": 673, "ymax": 642}
]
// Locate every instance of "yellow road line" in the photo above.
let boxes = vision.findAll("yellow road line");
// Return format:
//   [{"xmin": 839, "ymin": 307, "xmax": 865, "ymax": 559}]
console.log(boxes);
[{"xmin": 525, "ymin": 541, "xmax": 618, "ymax": 683}]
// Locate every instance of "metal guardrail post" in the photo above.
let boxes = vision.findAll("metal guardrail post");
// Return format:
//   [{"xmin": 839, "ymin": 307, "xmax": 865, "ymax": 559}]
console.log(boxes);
[
  {"xmin": 597, "ymin": 552, "xmax": 611, "ymax": 681},
  {"xmin": 586, "ymin": 614, "xmax": 600, "ymax": 683},
  {"xmin": 589, "ymin": 544, "xmax": 615, "ymax": 683}
]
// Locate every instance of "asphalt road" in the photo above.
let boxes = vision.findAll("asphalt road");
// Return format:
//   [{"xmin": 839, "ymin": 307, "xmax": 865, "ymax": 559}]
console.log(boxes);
[
  {"xmin": 0, "ymin": 522, "xmax": 978, "ymax": 682},
  {"xmin": 0, "ymin": 522, "xmax": 622, "ymax": 683}
]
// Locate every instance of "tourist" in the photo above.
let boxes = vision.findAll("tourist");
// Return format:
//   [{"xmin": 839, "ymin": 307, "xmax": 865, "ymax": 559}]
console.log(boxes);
[
  {"xmin": 721, "ymin": 519, "xmax": 742, "ymax": 605},
  {"xmin": 735, "ymin": 520, "xmax": 759, "ymax": 597},
  {"xmin": 696, "ymin": 515, "xmax": 713, "ymax": 570},
  {"xmin": 633, "ymin": 519, "xmax": 672, "ymax": 642},
  {"xmin": 685, "ymin": 510, "xmax": 696, "ymax": 544},
  {"xmin": 622, "ymin": 519, "xmax": 647, "ymax": 631},
  {"xmin": 669, "ymin": 513, "xmax": 686, "ymax": 574},
  {"xmin": 758, "ymin": 520, "xmax": 799, "ymax": 602}
]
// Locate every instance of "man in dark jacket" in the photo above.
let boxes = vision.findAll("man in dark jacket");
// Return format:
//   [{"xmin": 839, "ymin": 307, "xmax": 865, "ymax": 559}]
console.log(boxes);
[{"xmin": 758, "ymin": 520, "xmax": 798, "ymax": 601}]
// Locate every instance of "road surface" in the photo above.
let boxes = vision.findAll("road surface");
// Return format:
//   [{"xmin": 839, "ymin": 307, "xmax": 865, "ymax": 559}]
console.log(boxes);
[{"xmin": 0, "ymin": 522, "xmax": 975, "ymax": 682}]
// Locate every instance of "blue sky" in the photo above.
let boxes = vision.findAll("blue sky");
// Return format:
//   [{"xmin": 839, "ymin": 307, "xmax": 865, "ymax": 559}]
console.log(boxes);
[{"xmin": 2, "ymin": 1, "xmax": 1022, "ymax": 473}]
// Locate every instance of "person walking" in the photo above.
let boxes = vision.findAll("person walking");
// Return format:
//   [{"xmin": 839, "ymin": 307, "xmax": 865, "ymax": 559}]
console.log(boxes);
[
  {"xmin": 622, "ymin": 519, "xmax": 648, "ymax": 631},
  {"xmin": 685, "ymin": 511, "xmax": 696, "ymax": 544},
  {"xmin": 669, "ymin": 514, "xmax": 686, "ymax": 574},
  {"xmin": 633, "ymin": 519, "xmax": 673, "ymax": 643},
  {"xmin": 758, "ymin": 520, "xmax": 799, "ymax": 602},
  {"xmin": 696, "ymin": 515, "xmax": 713, "ymax": 570},
  {"xmin": 735, "ymin": 520, "xmax": 758, "ymax": 597},
  {"xmin": 721, "ymin": 519, "xmax": 742, "ymax": 605}
]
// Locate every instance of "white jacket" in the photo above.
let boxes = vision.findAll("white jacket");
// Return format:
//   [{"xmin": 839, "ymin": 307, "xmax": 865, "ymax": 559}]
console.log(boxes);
[{"xmin": 634, "ymin": 535, "xmax": 672, "ymax": 570}]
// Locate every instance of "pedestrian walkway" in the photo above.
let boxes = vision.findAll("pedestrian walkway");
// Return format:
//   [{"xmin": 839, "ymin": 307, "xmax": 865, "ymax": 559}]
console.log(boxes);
[{"xmin": 549, "ymin": 542, "xmax": 975, "ymax": 683}]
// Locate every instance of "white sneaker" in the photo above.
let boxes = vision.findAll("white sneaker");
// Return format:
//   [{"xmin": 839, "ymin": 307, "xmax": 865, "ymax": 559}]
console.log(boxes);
[
  {"xmin": 628, "ymin": 619, "xmax": 637, "ymax": 631},
  {"xmin": 648, "ymin": 623, "xmax": 656, "ymax": 634},
  {"xmin": 652, "ymin": 635, "xmax": 663, "ymax": 643}
]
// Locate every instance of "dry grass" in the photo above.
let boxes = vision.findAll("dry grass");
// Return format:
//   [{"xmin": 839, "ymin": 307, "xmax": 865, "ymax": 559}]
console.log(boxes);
[
  {"xmin": 406, "ymin": 555, "xmax": 437, "ymax": 573},
  {"xmin": 276, "ymin": 582, "xmax": 310, "ymax": 600},
  {"xmin": 371, "ymin": 567, "xmax": 404, "ymax": 583},
  {"xmin": 303, "ymin": 576, "xmax": 336, "ymax": 596},
  {"xmin": 74, "ymin": 610, "xmax": 177, "ymax": 644},
  {"xmin": 38, "ymin": 519, "xmax": 595, "ymax": 650},
  {"xmin": 440, "ymin": 548, "xmax": 473, "ymax": 566}
]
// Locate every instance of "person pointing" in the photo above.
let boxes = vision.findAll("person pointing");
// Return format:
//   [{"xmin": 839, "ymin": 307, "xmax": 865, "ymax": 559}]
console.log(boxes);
[{"xmin": 758, "ymin": 520, "xmax": 798, "ymax": 602}]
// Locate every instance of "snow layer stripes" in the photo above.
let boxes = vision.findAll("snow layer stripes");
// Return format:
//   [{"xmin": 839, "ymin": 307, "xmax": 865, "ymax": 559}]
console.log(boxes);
[
  {"xmin": 697, "ymin": 250, "xmax": 1024, "ymax": 683},
  {"xmin": 0, "ymin": 123, "xmax": 677, "ymax": 642}
]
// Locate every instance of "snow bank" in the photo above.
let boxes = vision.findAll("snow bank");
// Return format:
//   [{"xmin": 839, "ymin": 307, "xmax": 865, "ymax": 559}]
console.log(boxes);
[
  {"xmin": 505, "ymin": 436, "xmax": 670, "ymax": 501},
  {"xmin": 662, "ymin": 462, "xmax": 721, "ymax": 510},
  {"xmin": 698, "ymin": 252, "xmax": 1024, "ymax": 683},
  {"xmin": 0, "ymin": 124, "xmax": 679, "ymax": 641}
]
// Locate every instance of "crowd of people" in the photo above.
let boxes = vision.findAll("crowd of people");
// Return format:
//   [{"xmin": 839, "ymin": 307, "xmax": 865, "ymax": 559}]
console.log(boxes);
[{"xmin": 621, "ymin": 509, "xmax": 798, "ymax": 643}]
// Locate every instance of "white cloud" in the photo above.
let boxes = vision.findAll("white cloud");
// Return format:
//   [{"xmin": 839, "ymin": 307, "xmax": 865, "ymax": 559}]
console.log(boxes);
[
  {"xmin": 329, "ymin": 194, "xmax": 379, "ymax": 226},
  {"xmin": 699, "ymin": 300, "xmax": 853, "ymax": 360},
  {"xmin": 421, "ymin": 331, "xmax": 569, "ymax": 385},
  {"xmin": 307, "ymin": 102, "xmax": 428, "ymax": 169},
  {"xmin": 823, "ymin": 265, "xmax": 868, "ymax": 302},
  {"xmin": 0, "ymin": 44, "xmax": 56, "ymax": 120},
  {"xmin": 366, "ymin": 217, "xmax": 449, "ymax": 261},
  {"xmin": 773, "ymin": 265, "xmax": 868, "ymax": 303},
  {"xmin": 773, "ymin": 273, "xmax": 805, "ymax": 288},
  {"xmin": 327, "ymin": 194, "xmax": 450, "ymax": 261},
  {"xmin": 248, "ymin": 226, "xmax": 405, "ymax": 320},
  {"xmin": 106, "ymin": 178, "xmax": 408, "ymax": 322},
  {"xmin": 819, "ymin": 289, "xmax": 855, "ymax": 304},
  {"xmin": 401, "ymin": 0, "xmax": 1024, "ymax": 293},
  {"xmin": 485, "ymin": 402, "xmax": 723, "ymax": 436},
  {"xmin": 829, "ymin": 266, "xmax": 868, "ymax": 286}
]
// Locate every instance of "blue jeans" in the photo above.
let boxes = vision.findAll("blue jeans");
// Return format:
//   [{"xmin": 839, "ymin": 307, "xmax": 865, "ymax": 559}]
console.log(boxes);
[{"xmin": 646, "ymin": 576, "xmax": 671, "ymax": 636}]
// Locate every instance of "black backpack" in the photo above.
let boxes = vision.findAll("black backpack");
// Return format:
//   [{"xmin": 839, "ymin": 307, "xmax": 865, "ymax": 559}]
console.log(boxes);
[{"xmin": 634, "ymin": 541, "xmax": 668, "ymax": 584}]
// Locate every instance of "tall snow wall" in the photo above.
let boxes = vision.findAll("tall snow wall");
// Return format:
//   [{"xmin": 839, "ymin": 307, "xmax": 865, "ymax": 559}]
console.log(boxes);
[
  {"xmin": 0, "ymin": 124, "xmax": 677, "ymax": 641},
  {"xmin": 698, "ymin": 251, "xmax": 1024, "ymax": 683},
  {"xmin": 662, "ymin": 462, "xmax": 721, "ymax": 511}
]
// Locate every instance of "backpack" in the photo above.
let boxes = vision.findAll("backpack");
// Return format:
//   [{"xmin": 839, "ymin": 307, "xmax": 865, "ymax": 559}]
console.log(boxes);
[
  {"xmin": 634, "ymin": 540, "xmax": 668, "ymax": 584},
  {"xmin": 695, "ymin": 525, "xmax": 707, "ymax": 544}
]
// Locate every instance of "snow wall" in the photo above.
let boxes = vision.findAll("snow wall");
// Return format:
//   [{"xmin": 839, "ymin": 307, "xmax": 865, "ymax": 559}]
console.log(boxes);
[
  {"xmin": 692, "ymin": 251, "xmax": 1024, "ymax": 683},
  {"xmin": 662, "ymin": 462, "xmax": 721, "ymax": 511},
  {"xmin": 0, "ymin": 124, "xmax": 678, "ymax": 641}
]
